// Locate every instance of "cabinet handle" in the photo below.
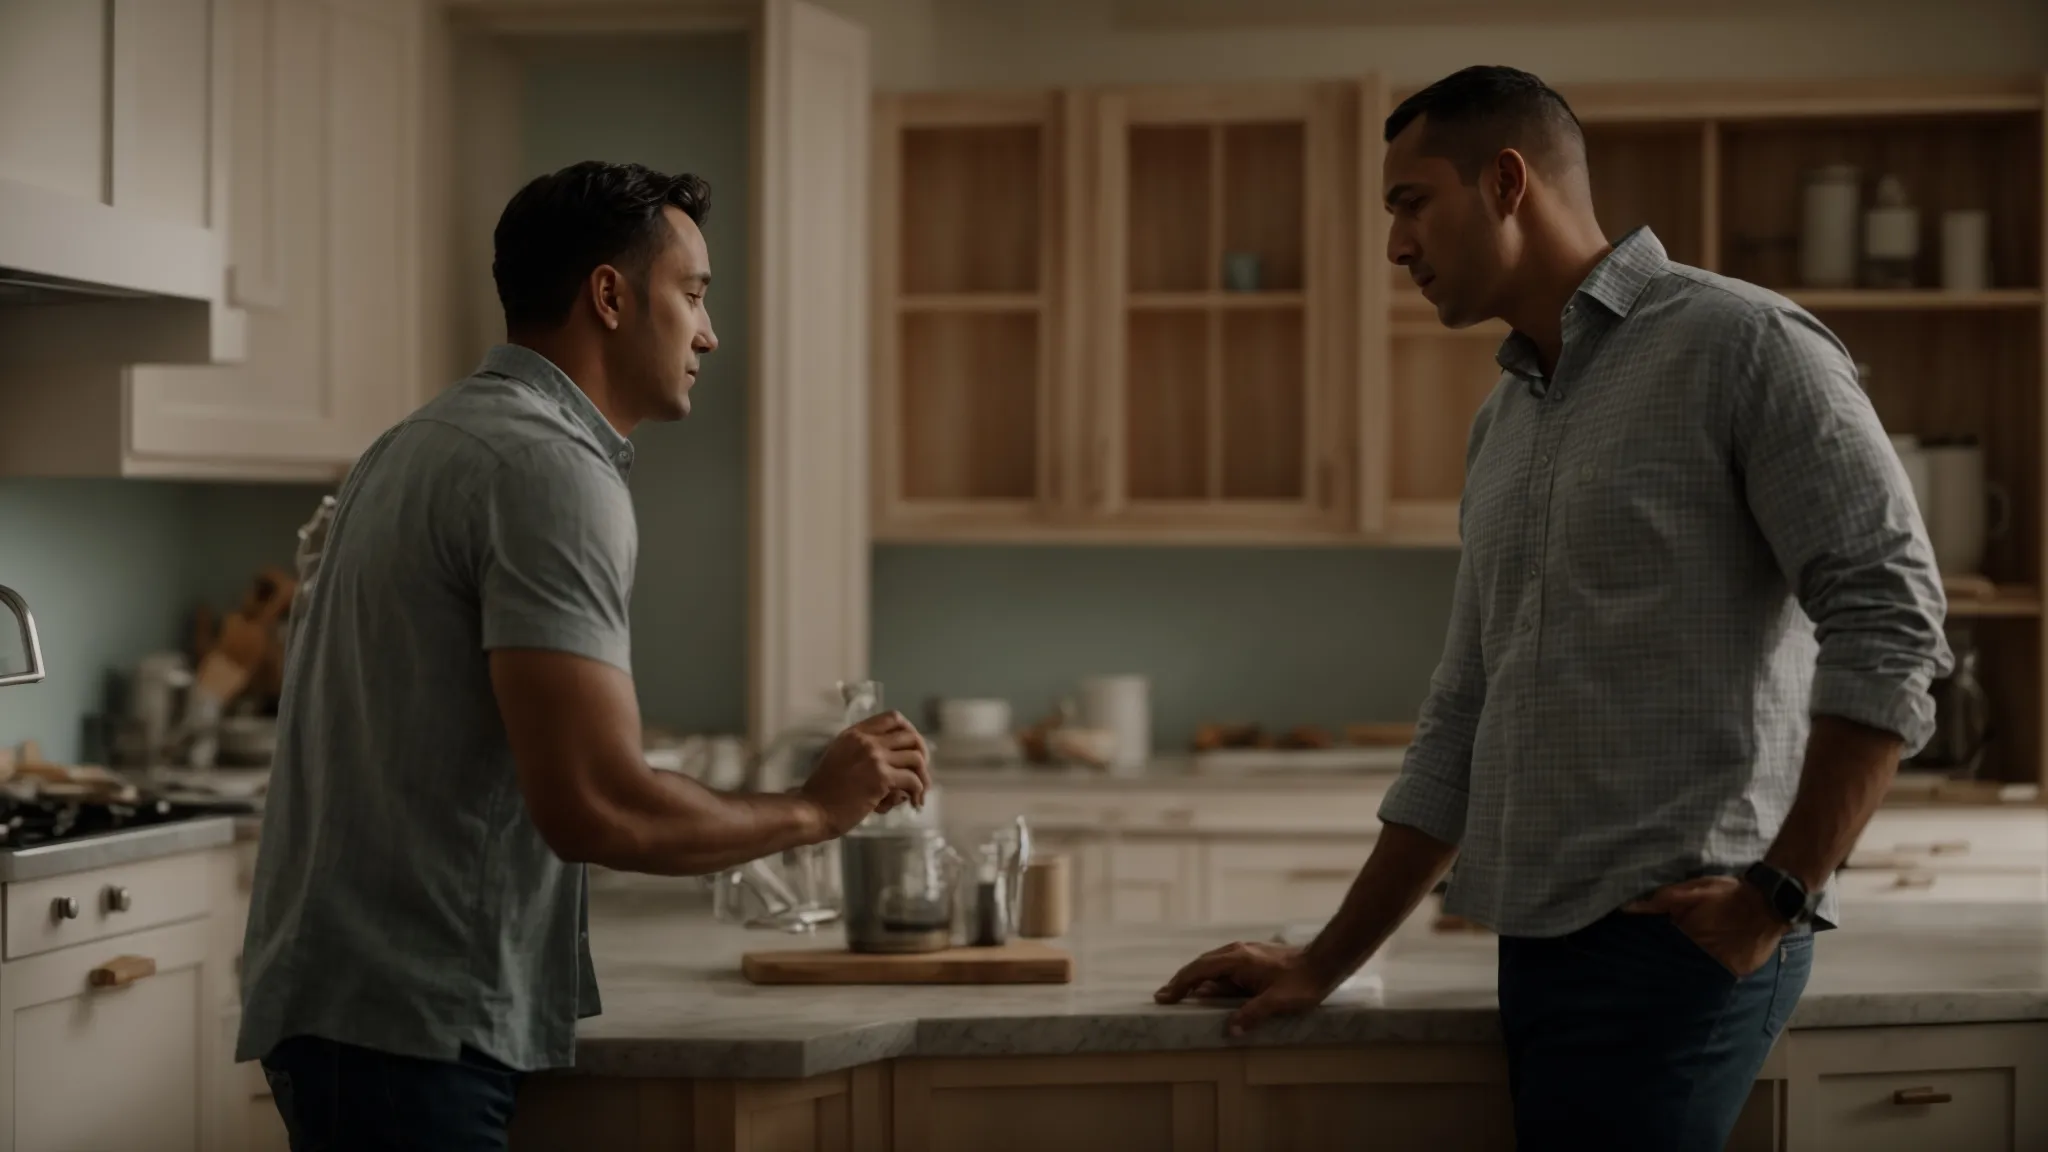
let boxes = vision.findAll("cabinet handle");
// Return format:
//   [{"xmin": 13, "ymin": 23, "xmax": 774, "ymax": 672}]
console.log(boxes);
[
  {"xmin": 1286, "ymin": 868, "xmax": 1359, "ymax": 882},
  {"xmin": 1891, "ymin": 1087, "xmax": 1952, "ymax": 1106},
  {"xmin": 1846, "ymin": 853, "xmax": 1915, "ymax": 871},
  {"xmin": 1928, "ymin": 840, "xmax": 1970, "ymax": 855},
  {"xmin": 50, "ymin": 896, "xmax": 80, "ymax": 922},
  {"xmin": 1159, "ymin": 808, "xmax": 1196, "ymax": 828},
  {"xmin": 103, "ymin": 885, "xmax": 133, "ymax": 913},
  {"xmin": 89, "ymin": 954, "xmax": 157, "ymax": 989},
  {"xmin": 1892, "ymin": 872, "xmax": 1935, "ymax": 890}
]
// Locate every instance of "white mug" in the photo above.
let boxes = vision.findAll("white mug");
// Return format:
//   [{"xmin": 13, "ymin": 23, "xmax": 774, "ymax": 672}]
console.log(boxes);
[
  {"xmin": 1077, "ymin": 675, "xmax": 1150, "ymax": 775},
  {"xmin": 1922, "ymin": 440, "xmax": 2010, "ymax": 577}
]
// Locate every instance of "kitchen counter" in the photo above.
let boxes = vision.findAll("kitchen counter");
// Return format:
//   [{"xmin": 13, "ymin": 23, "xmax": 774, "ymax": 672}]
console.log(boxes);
[
  {"xmin": 571, "ymin": 889, "xmax": 2048, "ymax": 1080},
  {"xmin": 0, "ymin": 814, "xmax": 237, "ymax": 881}
]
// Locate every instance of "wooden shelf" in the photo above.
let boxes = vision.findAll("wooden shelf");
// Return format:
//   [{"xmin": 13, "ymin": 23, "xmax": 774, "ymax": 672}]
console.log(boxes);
[
  {"xmin": 1129, "ymin": 291, "xmax": 1306, "ymax": 310},
  {"xmin": 1787, "ymin": 289, "xmax": 2044, "ymax": 312},
  {"xmin": 1946, "ymin": 581, "xmax": 2043, "ymax": 618},
  {"xmin": 899, "ymin": 293, "xmax": 1044, "ymax": 313}
]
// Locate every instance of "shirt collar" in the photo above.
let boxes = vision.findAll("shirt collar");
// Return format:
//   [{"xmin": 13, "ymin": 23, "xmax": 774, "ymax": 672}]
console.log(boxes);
[
  {"xmin": 1493, "ymin": 225, "xmax": 1668, "ymax": 383},
  {"xmin": 477, "ymin": 343, "xmax": 636, "ymax": 473}
]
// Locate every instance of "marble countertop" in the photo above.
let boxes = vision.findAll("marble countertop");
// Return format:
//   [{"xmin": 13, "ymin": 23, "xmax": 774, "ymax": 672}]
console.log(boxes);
[
  {"xmin": 936, "ymin": 756, "xmax": 1401, "ymax": 791},
  {"xmin": 571, "ymin": 888, "xmax": 2048, "ymax": 1079}
]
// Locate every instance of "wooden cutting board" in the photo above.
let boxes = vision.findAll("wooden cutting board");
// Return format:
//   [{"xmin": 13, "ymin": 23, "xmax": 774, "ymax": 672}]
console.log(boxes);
[{"xmin": 741, "ymin": 941, "xmax": 1075, "ymax": 985}]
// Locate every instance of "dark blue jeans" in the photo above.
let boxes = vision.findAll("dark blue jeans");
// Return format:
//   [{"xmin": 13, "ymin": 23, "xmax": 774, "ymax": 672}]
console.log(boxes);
[
  {"xmin": 1497, "ymin": 909, "xmax": 1814, "ymax": 1152},
  {"xmin": 260, "ymin": 1034, "xmax": 524, "ymax": 1152}
]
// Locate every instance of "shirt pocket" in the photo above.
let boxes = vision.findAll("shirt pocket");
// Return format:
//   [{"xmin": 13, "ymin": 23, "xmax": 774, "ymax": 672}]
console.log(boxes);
[{"xmin": 1559, "ymin": 454, "xmax": 1686, "ymax": 597}]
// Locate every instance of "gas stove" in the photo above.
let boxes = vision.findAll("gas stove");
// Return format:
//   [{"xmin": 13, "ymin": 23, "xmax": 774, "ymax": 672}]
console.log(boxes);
[{"xmin": 0, "ymin": 791, "xmax": 207, "ymax": 850}]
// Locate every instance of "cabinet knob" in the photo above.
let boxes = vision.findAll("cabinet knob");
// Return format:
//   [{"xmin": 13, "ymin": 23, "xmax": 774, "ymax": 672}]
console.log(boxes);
[
  {"xmin": 1891, "ymin": 1086, "xmax": 1953, "ymax": 1106},
  {"xmin": 50, "ymin": 895, "xmax": 79, "ymax": 922},
  {"xmin": 104, "ymin": 885, "xmax": 133, "ymax": 913}
]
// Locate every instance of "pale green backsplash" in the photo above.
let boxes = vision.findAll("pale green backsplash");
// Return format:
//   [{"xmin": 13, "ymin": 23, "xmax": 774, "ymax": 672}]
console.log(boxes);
[
  {"xmin": 0, "ymin": 33, "xmax": 1460, "ymax": 763},
  {"xmin": 870, "ymin": 545, "xmax": 1462, "ymax": 751}
]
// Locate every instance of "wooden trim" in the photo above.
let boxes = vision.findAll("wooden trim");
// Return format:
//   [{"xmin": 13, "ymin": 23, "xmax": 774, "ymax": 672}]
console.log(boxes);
[
  {"xmin": 891, "ymin": 88, "xmax": 1063, "ymax": 126},
  {"xmin": 1699, "ymin": 120, "xmax": 1721, "ymax": 274},
  {"xmin": 2037, "ymin": 70, "xmax": 2047, "ymax": 793},
  {"xmin": 1116, "ymin": 82, "xmax": 1318, "ymax": 123},
  {"xmin": 1356, "ymin": 73, "xmax": 1391, "ymax": 535},
  {"xmin": 1059, "ymin": 88, "xmax": 1093, "ymax": 517},
  {"xmin": 1092, "ymin": 92, "xmax": 1128, "ymax": 514},
  {"xmin": 445, "ymin": 1, "xmax": 754, "ymax": 36},
  {"xmin": 1390, "ymin": 76, "xmax": 2046, "ymax": 122},
  {"xmin": 1038, "ymin": 91, "xmax": 1062, "ymax": 507}
]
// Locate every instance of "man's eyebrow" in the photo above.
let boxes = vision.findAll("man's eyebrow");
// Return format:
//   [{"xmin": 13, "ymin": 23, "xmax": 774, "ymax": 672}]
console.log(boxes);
[{"xmin": 1384, "ymin": 182, "xmax": 1425, "ymax": 209}]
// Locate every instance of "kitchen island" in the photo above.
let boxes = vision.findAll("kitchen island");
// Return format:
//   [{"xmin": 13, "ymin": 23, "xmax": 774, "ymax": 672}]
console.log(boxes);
[{"xmin": 508, "ymin": 887, "xmax": 2048, "ymax": 1152}]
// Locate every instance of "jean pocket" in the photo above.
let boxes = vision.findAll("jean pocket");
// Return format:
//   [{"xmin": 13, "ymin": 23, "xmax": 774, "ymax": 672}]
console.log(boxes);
[
  {"xmin": 1648, "ymin": 914, "xmax": 1740, "ymax": 982},
  {"xmin": 1762, "ymin": 931, "xmax": 1815, "ymax": 1036}
]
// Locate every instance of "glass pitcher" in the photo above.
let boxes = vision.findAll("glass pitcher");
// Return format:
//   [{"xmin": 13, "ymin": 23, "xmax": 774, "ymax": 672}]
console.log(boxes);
[
  {"xmin": 841, "ymin": 826, "xmax": 964, "ymax": 953},
  {"xmin": 0, "ymin": 584, "xmax": 45, "ymax": 689}
]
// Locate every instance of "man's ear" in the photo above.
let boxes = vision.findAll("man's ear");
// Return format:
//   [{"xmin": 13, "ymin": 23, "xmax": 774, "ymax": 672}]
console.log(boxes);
[
  {"xmin": 1488, "ymin": 148, "xmax": 1531, "ymax": 219},
  {"xmin": 588, "ymin": 265, "xmax": 627, "ymax": 331}
]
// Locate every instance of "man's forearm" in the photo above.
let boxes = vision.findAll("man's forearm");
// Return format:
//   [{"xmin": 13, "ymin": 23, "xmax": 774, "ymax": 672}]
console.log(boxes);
[
  {"xmin": 595, "ymin": 771, "xmax": 831, "ymax": 877},
  {"xmin": 1298, "ymin": 822, "xmax": 1460, "ymax": 987},
  {"xmin": 1762, "ymin": 713, "xmax": 1904, "ymax": 893}
]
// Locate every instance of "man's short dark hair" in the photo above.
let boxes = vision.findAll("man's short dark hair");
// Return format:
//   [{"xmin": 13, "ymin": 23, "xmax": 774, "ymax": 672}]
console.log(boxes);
[
  {"xmin": 492, "ymin": 160, "xmax": 711, "ymax": 333},
  {"xmin": 1384, "ymin": 66, "xmax": 1585, "ymax": 185}
]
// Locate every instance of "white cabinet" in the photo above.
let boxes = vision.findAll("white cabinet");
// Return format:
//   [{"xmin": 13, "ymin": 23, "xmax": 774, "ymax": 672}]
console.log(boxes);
[
  {"xmin": 1786, "ymin": 1023, "xmax": 2048, "ymax": 1150},
  {"xmin": 0, "ymin": 0, "xmax": 228, "ymax": 300},
  {"xmin": 0, "ymin": 0, "xmax": 424, "ymax": 481},
  {"xmin": 1204, "ymin": 838, "xmax": 1372, "ymax": 927},
  {"xmin": 0, "ymin": 846, "xmax": 240, "ymax": 1152}
]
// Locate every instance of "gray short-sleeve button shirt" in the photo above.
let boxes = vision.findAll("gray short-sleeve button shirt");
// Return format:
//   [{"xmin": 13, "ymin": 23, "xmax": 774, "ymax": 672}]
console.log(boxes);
[{"xmin": 236, "ymin": 344, "xmax": 636, "ymax": 1072}]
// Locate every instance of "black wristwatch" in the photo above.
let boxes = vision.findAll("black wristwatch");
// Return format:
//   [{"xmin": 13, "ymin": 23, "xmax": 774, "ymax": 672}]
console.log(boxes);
[{"xmin": 1742, "ymin": 860, "xmax": 1821, "ymax": 925}]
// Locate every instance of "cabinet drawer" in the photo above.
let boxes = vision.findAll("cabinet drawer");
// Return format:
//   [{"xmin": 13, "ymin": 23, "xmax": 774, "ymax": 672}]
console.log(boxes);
[
  {"xmin": 1813, "ymin": 1067, "xmax": 2014, "ymax": 1150},
  {"xmin": 943, "ymin": 783, "xmax": 1387, "ymax": 837},
  {"xmin": 1850, "ymin": 809, "xmax": 2048, "ymax": 872},
  {"xmin": 1834, "ymin": 868, "xmax": 2046, "ymax": 904},
  {"xmin": 1206, "ymin": 839, "xmax": 1371, "ymax": 927},
  {"xmin": 4, "ymin": 851, "xmax": 212, "ymax": 960}
]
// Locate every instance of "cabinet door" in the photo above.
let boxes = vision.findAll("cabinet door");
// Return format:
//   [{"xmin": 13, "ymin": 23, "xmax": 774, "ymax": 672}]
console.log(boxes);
[
  {"xmin": 872, "ymin": 91, "xmax": 1082, "ymax": 540},
  {"xmin": 0, "ymin": 917, "xmax": 220, "ymax": 1152},
  {"xmin": 1089, "ymin": 82, "xmax": 1355, "ymax": 538},
  {"xmin": 127, "ymin": 0, "xmax": 419, "ymax": 470},
  {"xmin": 1104, "ymin": 839, "xmax": 1202, "ymax": 925}
]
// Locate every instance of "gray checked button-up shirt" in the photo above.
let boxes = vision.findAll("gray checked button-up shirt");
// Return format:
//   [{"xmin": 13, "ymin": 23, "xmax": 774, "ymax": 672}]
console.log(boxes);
[
  {"xmin": 237, "ymin": 344, "xmax": 637, "ymax": 1072},
  {"xmin": 1378, "ymin": 227, "xmax": 1953, "ymax": 938}
]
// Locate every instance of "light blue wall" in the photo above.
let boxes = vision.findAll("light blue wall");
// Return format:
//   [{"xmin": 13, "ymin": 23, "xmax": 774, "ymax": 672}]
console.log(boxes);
[
  {"xmin": 522, "ymin": 34, "xmax": 754, "ymax": 735},
  {"xmin": 870, "ymin": 545, "xmax": 1461, "ymax": 750},
  {"xmin": 0, "ymin": 479, "xmax": 325, "ymax": 761}
]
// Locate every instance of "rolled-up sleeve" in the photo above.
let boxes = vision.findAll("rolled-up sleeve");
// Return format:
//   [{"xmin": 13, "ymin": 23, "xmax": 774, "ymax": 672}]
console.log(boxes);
[
  {"xmin": 479, "ymin": 441, "xmax": 638, "ymax": 674},
  {"xmin": 1379, "ymin": 543, "xmax": 1484, "ymax": 845},
  {"xmin": 1734, "ymin": 306, "xmax": 1953, "ymax": 755}
]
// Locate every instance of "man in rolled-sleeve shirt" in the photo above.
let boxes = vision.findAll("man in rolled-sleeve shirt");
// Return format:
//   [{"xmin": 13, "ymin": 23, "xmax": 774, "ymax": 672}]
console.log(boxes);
[{"xmin": 1156, "ymin": 68, "xmax": 1951, "ymax": 1151}]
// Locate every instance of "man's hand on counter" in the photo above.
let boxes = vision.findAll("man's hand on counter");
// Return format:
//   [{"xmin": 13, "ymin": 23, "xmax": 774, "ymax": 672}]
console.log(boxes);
[{"xmin": 1153, "ymin": 941, "xmax": 1341, "ymax": 1037}]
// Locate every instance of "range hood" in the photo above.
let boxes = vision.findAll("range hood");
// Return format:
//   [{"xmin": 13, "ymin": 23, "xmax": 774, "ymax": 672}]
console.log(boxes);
[{"xmin": 0, "ymin": 177, "xmax": 222, "ymax": 305}]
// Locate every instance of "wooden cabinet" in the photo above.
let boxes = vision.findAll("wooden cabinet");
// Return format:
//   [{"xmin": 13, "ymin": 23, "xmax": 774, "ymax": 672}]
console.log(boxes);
[
  {"xmin": 871, "ymin": 90, "xmax": 1082, "ymax": 536},
  {"xmin": 0, "ymin": 0, "xmax": 424, "ymax": 482},
  {"xmin": 872, "ymin": 80, "xmax": 1379, "ymax": 543},
  {"xmin": 0, "ymin": 845, "xmax": 241, "ymax": 1152}
]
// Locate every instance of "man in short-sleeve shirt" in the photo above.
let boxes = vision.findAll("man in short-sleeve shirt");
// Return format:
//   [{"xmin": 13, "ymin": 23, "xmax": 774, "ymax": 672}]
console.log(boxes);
[{"xmin": 237, "ymin": 162, "xmax": 932, "ymax": 1150}]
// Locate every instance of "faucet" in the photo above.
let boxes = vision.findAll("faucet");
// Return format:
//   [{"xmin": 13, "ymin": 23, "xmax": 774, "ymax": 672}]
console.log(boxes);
[{"xmin": 0, "ymin": 584, "xmax": 44, "ymax": 689}]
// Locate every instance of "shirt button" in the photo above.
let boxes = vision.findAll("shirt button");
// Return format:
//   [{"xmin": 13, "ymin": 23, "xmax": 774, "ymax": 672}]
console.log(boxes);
[{"xmin": 1526, "ymin": 563, "xmax": 1539, "ymax": 578}]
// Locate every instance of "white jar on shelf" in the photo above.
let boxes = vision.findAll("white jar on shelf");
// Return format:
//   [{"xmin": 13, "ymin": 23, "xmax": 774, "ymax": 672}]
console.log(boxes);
[
  {"xmin": 1800, "ymin": 164, "xmax": 1860, "ymax": 289},
  {"xmin": 1862, "ymin": 174, "xmax": 1919, "ymax": 289}
]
